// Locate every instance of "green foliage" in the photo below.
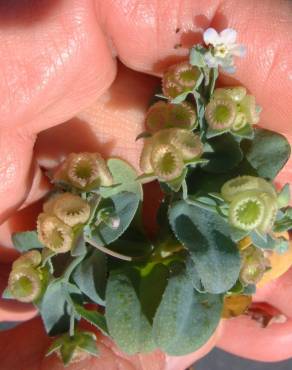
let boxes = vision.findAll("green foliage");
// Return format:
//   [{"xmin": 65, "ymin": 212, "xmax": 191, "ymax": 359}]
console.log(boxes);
[
  {"xmin": 99, "ymin": 158, "xmax": 143, "ymax": 200},
  {"xmin": 86, "ymin": 192, "xmax": 140, "ymax": 247},
  {"xmin": 12, "ymin": 231, "xmax": 43, "ymax": 252},
  {"xmin": 153, "ymin": 266, "xmax": 222, "ymax": 355},
  {"xmin": 169, "ymin": 201, "xmax": 241, "ymax": 293},
  {"xmin": 105, "ymin": 271, "xmax": 155, "ymax": 354},
  {"xmin": 241, "ymin": 128, "xmax": 291, "ymax": 180},
  {"xmin": 73, "ymin": 250, "xmax": 107, "ymax": 306},
  {"xmin": 73, "ymin": 303, "xmax": 108, "ymax": 336}
]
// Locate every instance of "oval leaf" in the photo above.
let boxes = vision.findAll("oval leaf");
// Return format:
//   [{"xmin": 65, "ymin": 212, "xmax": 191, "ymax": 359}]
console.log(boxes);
[
  {"xmin": 73, "ymin": 250, "xmax": 107, "ymax": 305},
  {"xmin": 241, "ymin": 128, "xmax": 291, "ymax": 180},
  {"xmin": 12, "ymin": 231, "xmax": 43, "ymax": 252},
  {"xmin": 169, "ymin": 201, "xmax": 241, "ymax": 293},
  {"xmin": 153, "ymin": 267, "xmax": 222, "ymax": 355},
  {"xmin": 105, "ymin": 271, "xmax": 155, "ymax": 355},
  {"xmin": 87, "ymin": 192, "xmax": 140, "ymax": 247}
]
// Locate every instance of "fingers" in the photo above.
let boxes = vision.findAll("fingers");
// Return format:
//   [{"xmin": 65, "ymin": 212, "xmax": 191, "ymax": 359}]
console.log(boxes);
[
  {"xmin": 218, "ymin": 268, "xmax": 292, "ymax": 361},
  {"xmin": 35, "ymin": 64, "xmax": 158, "ymax": 170},
  {"xmin": 0, "ymin": 0, "xmax": 116, "ymax": 131},
  {"xmin": 99, "ymin": 0, "xmax": 292, "ymax": 133},
  {"xmin": 0, "ymin": 316, "xmax": 218, "ymax": 370}
]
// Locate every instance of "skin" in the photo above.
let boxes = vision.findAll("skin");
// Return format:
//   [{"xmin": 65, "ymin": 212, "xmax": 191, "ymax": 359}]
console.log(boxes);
[{"xmin": 0, "ymin": 0, "xmax": 291, "ymax": 368}]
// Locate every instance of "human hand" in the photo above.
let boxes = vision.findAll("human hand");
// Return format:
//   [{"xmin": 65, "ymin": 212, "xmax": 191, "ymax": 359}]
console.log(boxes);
[{"xmin": 0, "ymin": 0, "xmax": 291, "ymax": 369}]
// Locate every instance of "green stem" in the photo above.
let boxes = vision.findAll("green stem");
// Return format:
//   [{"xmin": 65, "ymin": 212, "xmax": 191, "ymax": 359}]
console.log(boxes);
[
  {"xmin": 186, "ymin": 198, "xmax": 218, "ymax": 213},
  {"xmin": 69, "ymin": 308, "xmax": 75, "ymax": 337}
]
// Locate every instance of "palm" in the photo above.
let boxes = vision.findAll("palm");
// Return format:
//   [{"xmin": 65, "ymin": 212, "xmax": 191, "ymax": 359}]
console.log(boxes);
[{"xmin": 0, "ymin": 1, "xmax": 291, "ymax": 369}]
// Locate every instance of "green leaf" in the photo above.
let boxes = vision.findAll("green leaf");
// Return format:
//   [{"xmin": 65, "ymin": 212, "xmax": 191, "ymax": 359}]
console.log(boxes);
[
  {"xmin": 241, "ymin": 128, "xmax": 291, "ymax": 180},
  {"xmin": 78, "ymin": 332, "xmax": 99, "ymax": 357},
  {"xmin": 169, "ymin": 201, "xmax": 241, "ymax": 293},
  {"xmin": 12, "ymin": 231, "xmax": 43, "ymax": 252},
  {"xmin": 73, "ymin": 250, "xmax": 107, "ymax": 306},
  {"xmin": 232, "ymin": 124, "xmax": 254, "ymax": 140},
  {"xmin": 171, "ymin": 91, "xmax": 190, "ymax": 104},
  {"xmin": 139, "ymin": 263, "xmax": 169, "ymax": 323},
  {"xmin": 99, "ymin": 158, "xmax": 143, "ymax": 200},
  {"xmin": 73, "ymin": 303, "xmax": 109, "ymax": 336},
  {"xmin": 152, "ymin": 267, "xmax": 222, "ymax": 355},
  {"xmin": 203, "ymin": 134, "xmax": 243, "ymax": 173},
  {"xmin": 189, "ymin": 46, "xmax": 206, "ymax": 68},
  {"xmin": 277, "ymin": 183, "xmax": 290, "ymax": 208},
  {"xmin": 71, "ymin": 233, "xmax": 87, "ymax": 257},
  {"xmin": 1, "ymin": 288, "xmax": 13, "ymax": 300},
  {"xmin": 250, "ymin": 231, "xmax": 276, "ymax": 250},
  {"xmin": 185, "ymin": 257, "xmax": 205, "ymax": 293},
  {"xmin": 40, "ymin": 280, "xmax": 71, "ymax": 335},
  {"xmin": 86, "ymin": 192, "xmax": 140, "ymax": 247},
  {"xmin": 105, "ymin": 271, "xmax": 155, "ymax": 355}
]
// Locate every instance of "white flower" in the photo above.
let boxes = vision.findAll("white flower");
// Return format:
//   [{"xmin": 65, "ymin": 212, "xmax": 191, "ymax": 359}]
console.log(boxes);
[{"xmin": 203, "ymin": 28, "xmax": 246, "ymax": 73}]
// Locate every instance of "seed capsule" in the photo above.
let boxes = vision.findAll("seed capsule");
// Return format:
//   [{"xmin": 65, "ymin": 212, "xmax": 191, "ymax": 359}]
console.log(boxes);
[
  {"xmin": 232, "ymin": 112, "xmax": 248, "ymax": 131},
  {"xmin": 239, "ymin": 95, "xmax": 260, "ymax": 124},
  {"xmin": 214, "ymin": 87, "xmax": 247, "ymax": 102},
  {"xmin": 162, "ymin": 62, "xmax": 200, "ymax": 99},
  {"xmin": 8, "ymin": 266, "xmax": 42, "ymax": 303},
  {"xmin": 37, "ymin": 213, "xmax": 74, "ymax": 253},
  {"xmin": 54, "ymin": 152, "xmax": 113, "ymax": 190},
  {"xmin": 168, "ymin": 102, "xmax": 197, "ymax": 129},
  {"xmin": 150, "ymin": 143, "xmax": 184, "ymax": 181},
  {"xmin": 229, "ymin": 191, "xmax": 266, "ymax": 231},
  {"xmin": 145, "ymin": 101, "xmax": 169, "ymax": 132},
  {"xmin": 44, "ymin": 193, "xmax": 90, "ymax": 227},
  {"xmin": 169, "ymin": 129, "xmax": 203, "ymax": 160},
  {"xmin": 205, "ymin": 97, "xmax": 236, "ymax": 130},
  {"xmin": 12, "ymin": 250, "xmax": 42, "ymax": 270},
  {"xmin": 221, "ymin": 176, "xmax": 276, "ymax": 202}
]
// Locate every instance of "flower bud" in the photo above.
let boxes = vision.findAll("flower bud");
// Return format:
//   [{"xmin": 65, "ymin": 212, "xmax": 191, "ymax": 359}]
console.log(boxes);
[
  {"xmin": 239, "ymin": 95, "xmax": 260, "ymax": 125},
  {"xmin": 37, "ymin": 213, "xmax": 74, "ymax": 253},
  {"xmin": 214, "ymin": 86, "xmax": 247, "ymax": 102}
]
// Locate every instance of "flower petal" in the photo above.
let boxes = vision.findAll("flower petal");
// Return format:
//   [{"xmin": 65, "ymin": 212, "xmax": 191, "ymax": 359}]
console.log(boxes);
[
  {"xmin": 220, "ymin": 28, "xmax": 237, "ymax": 45},
  {"xmin": 203, "ymin": 28, "xmax": 220, "ymax": 46},
  {"xmin": 204, "ymin": 51, "xmax": 219, "ymax": 68}
]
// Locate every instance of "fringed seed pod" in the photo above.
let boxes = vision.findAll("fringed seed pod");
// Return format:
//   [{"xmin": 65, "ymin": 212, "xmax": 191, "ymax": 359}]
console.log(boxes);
[
  {"xmin": 214, "ymin": 87, "xmax": 247, "ymax": 102},
  {"xmin": 139, "ymin": 138, "xmax": 154, "ymax": 174},
  {"xmin": 239, "ymin": 95, "xmax": 260, "ymax": 124},
  {"xmin": 162, "ymin": 62, "xmax": 200, "ymax": 99},
  {"xmin": 8, "ymin": 266, "xmax": 42, "ymax": 303},
  {"xmin": 145, "ymin": 101, "xmax": 169, "ymax": 133},
  {"xmin": 54, "ymin": 153, "xmax": 113, "ymax": 190},
  {"xmin": 168, "ymin": 102, "xmax": 197, "ymax": 130},
  {"xmin": 257, "ymin": 192, "xmax": 278, "ymax": 234},
  {"xmin": 240, "ymin": 246, "xmax": 271, "ymax": 285},
  {"xmin": 67, "ymin": 153, "xmax": 113, "ymax": 190},
  {"xmin": 228, "ymin": 191, "xmax": 266, "ymax": 231},
  {"xmin": 44, "ymin": 193, "xmax": 90, "ymax": 227},
  {"xmin": 37, "ymin": 213, "xmax": 74, "ymax": 253},
  {"xmin": 221, "ymin": 176, "xmax": 276, "ymax": 202},
  {"xmin": 232, "ymin": 112, "xmax": 248, "ymax": 131},
  {"xmin": 150, "ymin": 143, "xmax": 184, "ymax": 181},
  {"xmin": 169, "ymin": 129, "xmax": 203, "ymax": 160},
  {"xmin": 12, "ymin": 250, "xmax": 42, "ymax": 270},
  {"xmin": 205, "ymin": 97, "xmax": 236, "ymax": 130}
]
